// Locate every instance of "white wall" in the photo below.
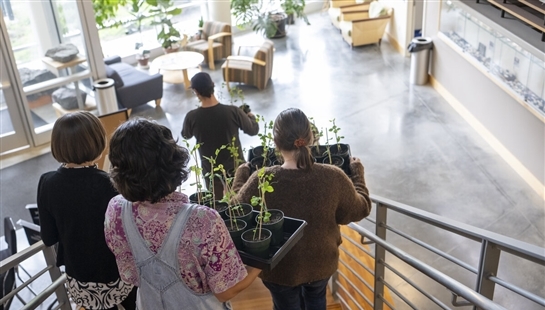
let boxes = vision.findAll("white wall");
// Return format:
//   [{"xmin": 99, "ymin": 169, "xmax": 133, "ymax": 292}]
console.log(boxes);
[
  {"xmin": 423, "ymin": 0, "xmax": 545, "ymax": 195},
  {"xmin": 383, "ymin": 0, "xmax": 412, "ymax": 56}
]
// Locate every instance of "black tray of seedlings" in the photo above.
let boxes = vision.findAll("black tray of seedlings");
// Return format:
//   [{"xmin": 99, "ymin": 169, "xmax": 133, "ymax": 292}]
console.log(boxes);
[
  {"xmin": 248, "ymin": 144, "xmax": 352, "ymax": 176},
  {"xmin": 234, "ymin": 210, "xmax": 307, "ymax": 271}
]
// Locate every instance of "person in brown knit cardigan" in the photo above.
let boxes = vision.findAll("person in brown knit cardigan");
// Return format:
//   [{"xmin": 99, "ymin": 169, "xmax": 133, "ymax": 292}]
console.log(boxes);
[{"xmin": 232, "ymin": 108, "xmax": 371, "ymax": 310}]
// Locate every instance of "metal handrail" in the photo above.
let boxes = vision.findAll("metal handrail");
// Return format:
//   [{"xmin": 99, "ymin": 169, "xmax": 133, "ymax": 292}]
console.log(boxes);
[
  {"xmin": 332, "ymin": 195, "xmax": 545, "ymax": 309},
  {"xmin": 20, "ymin": 274, "xmax": 67, "ymax": 310},
  {"xmin": 348, "ymin": 223, "xmax": 507, "ymax": 310},
  {"xmin": 369, "ymin": 194, "xmax": 545, "ymax": 265},
  {"xmin": 0, "ymin": 240, "xmax": 70, "ymax": 310}
]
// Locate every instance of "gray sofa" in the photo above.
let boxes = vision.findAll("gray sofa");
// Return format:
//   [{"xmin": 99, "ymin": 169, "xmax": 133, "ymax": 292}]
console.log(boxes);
[{"xmin": 104, "ymin": 56, "xmax": 163, "ymax": 109}]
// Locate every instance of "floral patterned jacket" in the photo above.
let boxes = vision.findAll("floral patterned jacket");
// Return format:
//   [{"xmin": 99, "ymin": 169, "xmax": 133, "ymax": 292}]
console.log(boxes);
[{"xmin": 104, "ymin": 192, "xmax": 247, "ymax": 294}]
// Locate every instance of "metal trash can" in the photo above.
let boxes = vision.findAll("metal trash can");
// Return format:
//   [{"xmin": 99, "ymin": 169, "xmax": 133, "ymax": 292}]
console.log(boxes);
[
  {"xmin": 93, "ymin": 78, "xmax": 118, "ymax": 115},
  {"xmin": 408, "ymin": 37, "xmax": 433, "ymax": 85}
]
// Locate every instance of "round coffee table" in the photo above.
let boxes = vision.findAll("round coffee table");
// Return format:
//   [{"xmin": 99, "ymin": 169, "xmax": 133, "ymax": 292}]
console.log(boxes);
[{"xmin": 152, "ymin": 51, "xmax": 204, "ymax": 89}]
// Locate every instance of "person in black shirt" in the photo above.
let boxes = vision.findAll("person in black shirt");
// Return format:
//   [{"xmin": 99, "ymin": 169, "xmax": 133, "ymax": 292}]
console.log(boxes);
[
  {"xmin": 182, "ymin": 72, "xmax": 259, "ymax": 199},
  {"xmin": 37, "ymin": 111, "xmax": 136, "ymax": 310}
]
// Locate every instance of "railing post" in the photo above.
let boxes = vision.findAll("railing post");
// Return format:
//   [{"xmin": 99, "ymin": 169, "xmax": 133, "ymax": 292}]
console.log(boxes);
[
  {"xmin": 374, "ymin": 203, "xmax": 387, "ymax": 310},
  {"xmin": 474, "ymin": 240, "xmax": 500, "ymax": 310},
  {"xmin": 43, "ymin": 245, "xmax": 71, "ymax": 310}
]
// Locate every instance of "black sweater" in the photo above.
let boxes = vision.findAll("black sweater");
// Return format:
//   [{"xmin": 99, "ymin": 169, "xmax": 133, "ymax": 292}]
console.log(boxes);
[
  {"xmin": 37, "ymin": 166, "xmax": 120, "ymax": 283},
  {"xmin": 181, "ymin": 103, "xmax": 259, "ymax": 174}
]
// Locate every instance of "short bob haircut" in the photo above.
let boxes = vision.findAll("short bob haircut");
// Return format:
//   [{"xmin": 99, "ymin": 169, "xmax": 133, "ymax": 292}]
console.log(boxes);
[
  {"xmin": 51, "ymin": 111, "xmax": 106, "ymax": 165},
  {"xmin": 109, "ymin": 118, "xmax": 190, "ymax": 203}
]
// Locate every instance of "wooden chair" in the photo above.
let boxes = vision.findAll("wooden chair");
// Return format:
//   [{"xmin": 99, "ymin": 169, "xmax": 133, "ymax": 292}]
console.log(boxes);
[
  {"xmin": 183, "ymin": 21, "xmax": 232, "ymax": 70},
  {"xmin": 329, "ymin": 0, "xmax": 373, "ymax": 29},
  {"xmin": 97, "ymin": 109, "xmax": 129, "ymax": 171},
  {"xmin": 221, "ymin": 40, "xmax": 274, "ymax": 91},
  {"xmin": 339, "ymin": 4, "xmax": 392, "ymax": 47}
]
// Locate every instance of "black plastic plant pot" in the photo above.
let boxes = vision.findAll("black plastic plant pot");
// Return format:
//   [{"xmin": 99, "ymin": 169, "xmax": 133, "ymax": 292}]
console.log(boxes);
[
  {"xmin": 224, "ymin": 219, "xmax": 247, "ymax": 249},
  {"xmin": 238, "ymin": 211, "xmax": 307, "ymax": 270},
  {"xmin": 255, "ymin": 209, "xmax": 284, "ymax": 246},
  {"xmin": 251, "ymin": 146, "xmax": 274, "ymax": 158},
  {"xmin": 329, "ymin": 143, "xmax": 350, "ymax": 157},
  {"xmin": 250, "ymin": 156, "xmax": 271, "ymax": 170},
  {"xmin": 189, "ymin": 191, "xmax": 213, "ymax": 205},
  {"xmin": 311, "ymin": 145, "xmax": 327, "ymax": 158},
  {"xmin": 322, "ymin": 155, "xmax": 344, "ymax": 169},
  {"xmin": 241, "ymin": 228, "xmax": 272, "ymax": 258},
  {"xmin": 319, "ymin": 144, "xmax": 352, "ymax": 176},
  {"xmin": 206, "ymin": 201, "xmax": 229, "ymax": 220},
  {"xmin": 224, "ymin": 203, "xmax": 253, "ymax": 224}
]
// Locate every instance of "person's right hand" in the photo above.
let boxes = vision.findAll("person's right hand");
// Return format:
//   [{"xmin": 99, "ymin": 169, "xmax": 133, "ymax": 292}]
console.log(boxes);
[
  {"xmin": 247, "ymin": 112, "xmax": 255, "ymax": 118},
  {"xmin": 350, "ymin": 157, "xmax": 361, "ymax": 164},
  {"xmin": 239, "ymin": 162, "xmax": 251, "ymax": 170},
  {"xmin": 349, "ymin": 157, "xmax": 364, "ymax": 174}
]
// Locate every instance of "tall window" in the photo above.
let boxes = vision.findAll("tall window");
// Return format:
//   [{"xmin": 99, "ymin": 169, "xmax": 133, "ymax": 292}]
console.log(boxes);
[{"xmin": 98, "ymin": 0, "xmax": 202, "ymax": 58}]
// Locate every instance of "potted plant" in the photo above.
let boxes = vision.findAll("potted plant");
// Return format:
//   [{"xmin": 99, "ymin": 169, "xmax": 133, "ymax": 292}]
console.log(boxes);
[
  {"xmin": 136, "ymin": 49, "xmax": 151, "ymax": 68},
  {"xmin": 218, "ymin": 163, "xmax": 253, "ymax": 248},
  {"xmin": 280, "ymin": 0, "xmax": 309, "ymax": 25},
  {"xmin": 328, "ymin": 118, "xmax": 349, "ymax": 156},
  {"xmin": 183, "ymin": 140, "xmax": 213, "ymax": 205},
  {"xmin": 226, "ymin": 136, "xmax": 245, "ymax": 178},
  {"xmin": 241, "ymin": 167, "xmax": 274, "ymax": 257},
  {"xmin": 203, "ymin": 145, "xmax": 229, "ymax": 216},
  {"xmin": 231, "ymin": 0, "xmax": 308, "ymax": 38},
  {"xmin": 250, "ymin": 115, "xmax": 275, "ymax": 169},
  {"xmin": 322, "ymin": 127, "xmax": 345, "ymax": 169},
  {"xmin": 147, "ymin": 0, "xmax": 182, "ymax": 53},
  {"xmin": 308, "ymin": 117, "xmax": 325, "ymax": 161},
  {"xmin": 127, "ymin": 0, "xmax": 149, "ymax": 47}
]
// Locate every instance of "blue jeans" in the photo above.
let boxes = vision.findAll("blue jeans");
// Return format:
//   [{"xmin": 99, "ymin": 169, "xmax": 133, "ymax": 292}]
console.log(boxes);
[{"xmin": 263, "ymin": 278, "xmax": 329, "ymax": 310}]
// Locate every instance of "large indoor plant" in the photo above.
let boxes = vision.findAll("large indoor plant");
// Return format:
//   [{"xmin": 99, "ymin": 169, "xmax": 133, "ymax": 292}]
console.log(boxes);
[
  {"xmin": 230, "ymin": 0, "xmax": 308, "ymax": 38},
  {"xmin": 280, "ymin": 0, "xmax": 309, "ymax": 25},
  {"xmin": 146, "ymin": 0, "xmax": 182, "ymax": 52}
]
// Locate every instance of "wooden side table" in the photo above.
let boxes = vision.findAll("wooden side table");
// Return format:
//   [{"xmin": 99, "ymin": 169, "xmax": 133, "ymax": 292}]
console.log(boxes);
[{"xmin": 42, "ymin": 55, "xmax": 87, "ymax": 109}]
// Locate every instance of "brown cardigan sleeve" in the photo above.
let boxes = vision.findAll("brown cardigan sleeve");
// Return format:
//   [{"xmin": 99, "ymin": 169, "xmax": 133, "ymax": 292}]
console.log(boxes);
[
  {"xmin": 231, "ymin": 164, "xmax": 260, "ymax": 205},
  {"xmin": 335, "ymin": 160, "xmax": 372, "ymax": 224}
]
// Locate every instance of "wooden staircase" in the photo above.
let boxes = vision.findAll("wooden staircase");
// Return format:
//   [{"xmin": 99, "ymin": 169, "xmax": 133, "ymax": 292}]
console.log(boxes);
[{"xmin": 230, "ymin": 277, "xmax": 342, "ymax": 309}]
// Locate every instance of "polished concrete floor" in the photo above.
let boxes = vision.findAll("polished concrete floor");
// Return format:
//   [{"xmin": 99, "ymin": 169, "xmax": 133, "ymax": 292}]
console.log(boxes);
[{"xmin": 1, "ymin": 11, "xmax": 544, "ymax": 309}]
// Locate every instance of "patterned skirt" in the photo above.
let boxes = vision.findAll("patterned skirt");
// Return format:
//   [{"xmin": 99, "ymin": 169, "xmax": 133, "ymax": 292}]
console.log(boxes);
[{"xmin": 66, "ymin": 275, "xmax": 134, "ymax": 309}]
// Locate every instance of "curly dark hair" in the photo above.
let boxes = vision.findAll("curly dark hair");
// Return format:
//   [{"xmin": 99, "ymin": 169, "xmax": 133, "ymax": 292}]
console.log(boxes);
[
  {"xmin": 109, "ymin": 118, "xmax": 190, "ymax": 203},
  {"xmin": 274, "ymin": 108, "xmax": 314, "ymax": 171}
]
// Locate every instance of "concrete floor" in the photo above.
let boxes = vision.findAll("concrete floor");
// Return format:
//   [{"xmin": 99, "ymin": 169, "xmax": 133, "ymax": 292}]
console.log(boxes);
[
  {"xmin": 1, "ymin": 11, "xmax": 543, "ymax": 309},
  {"xmin": 128, "ymin": 12, "xmax": 544, "ymax": 309}
]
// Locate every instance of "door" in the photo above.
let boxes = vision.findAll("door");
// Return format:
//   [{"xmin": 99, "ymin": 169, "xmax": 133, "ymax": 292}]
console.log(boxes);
[
  {"xmin": 0, "ymin": 22, "xmax": 29, "ymax": 154},
  {"xmin": 0, "ymin": 0, "xmax": 93, "ymax": 151}
]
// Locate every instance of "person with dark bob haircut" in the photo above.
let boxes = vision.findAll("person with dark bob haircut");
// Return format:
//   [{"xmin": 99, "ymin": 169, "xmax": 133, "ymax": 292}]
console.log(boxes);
[
  {"xmin": 232, "ymin": 108, "xmax": 372, "ymax": 310},
  {"xmin": 104, "ymin": 118, "xmax": 261, "ymax": 310},
  {"xmin": 38, "ymin": 111, "xmax": 136, "ymax": 310}
]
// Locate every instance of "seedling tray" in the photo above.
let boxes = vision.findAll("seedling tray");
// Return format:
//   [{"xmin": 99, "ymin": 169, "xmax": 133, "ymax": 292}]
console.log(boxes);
[
  {"xmin": 248, "ymin": 145, "xmax": 352, "ymax": 176},
  {"xmin": 236, "ymin": 211, "xmax": 307, "ymax": 270}
]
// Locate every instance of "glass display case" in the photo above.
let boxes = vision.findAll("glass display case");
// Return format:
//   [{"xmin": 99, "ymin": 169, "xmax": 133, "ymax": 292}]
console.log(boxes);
[{"xmin": 440, "ymin": 0, "xmax": 545, "ymax": 118}]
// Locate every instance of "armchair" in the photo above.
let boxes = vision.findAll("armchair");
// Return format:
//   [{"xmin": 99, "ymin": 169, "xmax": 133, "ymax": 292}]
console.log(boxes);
[
  {"xmin": 221, "ymin": 40, "xmax": 274, "ymax": 91},
  {"xmin": 183, "ymin": 21, "xmax": 232, "ymax": 70},
  {"xmin": 329, "ymin": 0, "xmax": 373, "ymax": 29},
  {"xmin": 104, "ymin": 56, "xmax": 163, "ymax": 110},
  {"xmin": 339, "ymin": 2, "xmax": 392, "ymax": 47}
]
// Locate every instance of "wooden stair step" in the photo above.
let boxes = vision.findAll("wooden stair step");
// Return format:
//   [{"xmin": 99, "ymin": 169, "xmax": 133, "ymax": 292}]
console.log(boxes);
[{"xmin": 488, "ymin": 0, "xmax": 545, "ymax": 31}]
